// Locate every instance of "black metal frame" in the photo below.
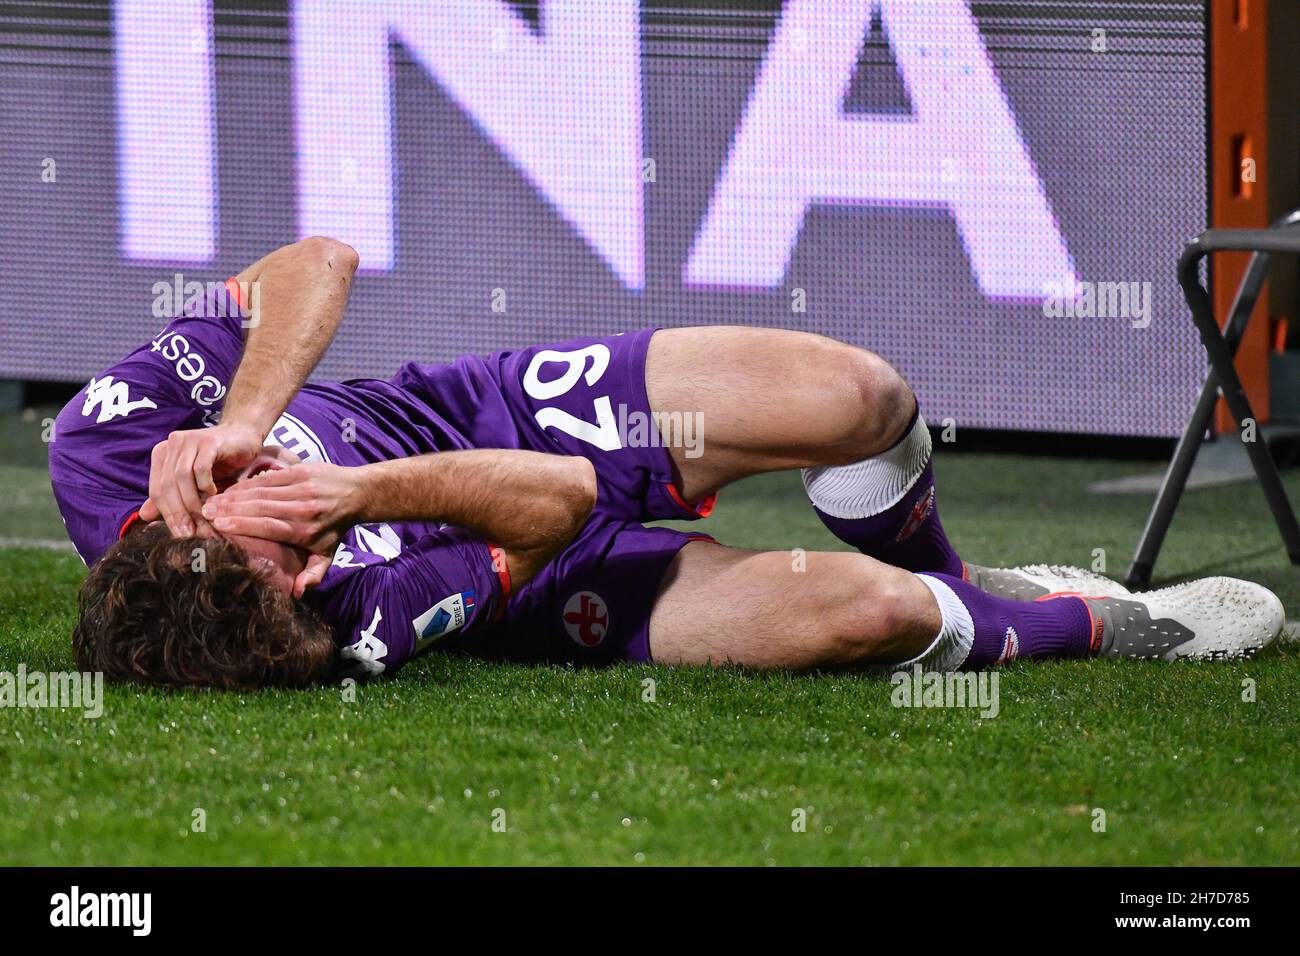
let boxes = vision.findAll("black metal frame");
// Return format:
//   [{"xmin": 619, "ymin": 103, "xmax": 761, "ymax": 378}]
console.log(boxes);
[{"xmin": 1126, "ymin": 209, "xmax": 1300, "ymax": 587}]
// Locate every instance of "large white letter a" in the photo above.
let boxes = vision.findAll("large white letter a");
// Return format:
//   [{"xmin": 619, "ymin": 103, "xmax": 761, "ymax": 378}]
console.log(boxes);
[{"xmin": 685, "ymin": 0, "xmax": 1075, "ymax": 299}]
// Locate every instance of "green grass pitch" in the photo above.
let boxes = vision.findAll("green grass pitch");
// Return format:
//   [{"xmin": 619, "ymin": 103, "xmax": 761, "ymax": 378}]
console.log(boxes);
[{"xmin": 1, "ymin": 407, "xmax": 1298, "ymax": 865}]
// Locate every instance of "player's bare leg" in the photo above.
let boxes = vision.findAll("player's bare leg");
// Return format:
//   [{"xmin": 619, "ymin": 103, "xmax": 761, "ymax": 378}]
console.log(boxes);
[
  {"xmin": 648, "ymin": 542, "xmax": 942, "ymax": 668},
  {"xmin": 645, "ymin": 328, "xmax": 1130, "ymax": 606},
  {"xmin": 644, "ymin": 327, "xmax": 1139, "ymax": 607},
  {"xmin": 645, "ymin": 327, "xmax": 913, "ymax": 500},
  {"xmin": 648, "ymin": 540, "xmax": 1103, "ymax": 670},
  {"xmin": 643, "ymin": 329, "xmax": 1195, "ymax": 666},
  {"xmin": 648, "ymin": 542, "xmax": 1284, "ymax": 669},
  {"xmin": 645, "ymin": 326, "xmax": 964, "ymax": 577}
]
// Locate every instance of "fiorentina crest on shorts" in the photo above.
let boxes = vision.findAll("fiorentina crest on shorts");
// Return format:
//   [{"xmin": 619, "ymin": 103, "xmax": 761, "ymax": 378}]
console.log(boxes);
[{"xmin": 562, "ymin": 591, "xmax": 609, "ymax": 648}]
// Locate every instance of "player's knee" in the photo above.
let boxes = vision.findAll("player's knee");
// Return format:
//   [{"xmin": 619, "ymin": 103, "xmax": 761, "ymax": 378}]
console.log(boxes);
[
  {"xmin": 827, "ymin": 346, "xmax": 914, "ymax": 462},
  {"xmin": 855, "ymin": 350, "xmax": 915, "ymax": 456},
  {"xmin": 824, "ymin": 571, "xmax": 936, "ymax": 665}
]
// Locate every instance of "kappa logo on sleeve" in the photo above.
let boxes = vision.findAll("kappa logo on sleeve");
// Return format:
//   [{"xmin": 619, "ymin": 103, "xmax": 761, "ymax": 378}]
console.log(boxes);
[
  {"xmin": 340, "ymin": 605, "xmax": 389, "ymax": 678},
  {"xmin": 81, "ymin": 376, "xmax": 158, "ymax": 423},
  {"xmin": 412, "ymin": 591, "xmax": 475, "ymax": 652}
]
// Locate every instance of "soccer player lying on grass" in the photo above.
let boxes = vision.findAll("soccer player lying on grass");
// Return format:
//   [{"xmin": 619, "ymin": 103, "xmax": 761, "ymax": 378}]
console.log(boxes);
[{"xmin": 53, "ymin": 238, "xmax": 1284, "ymax": 689}]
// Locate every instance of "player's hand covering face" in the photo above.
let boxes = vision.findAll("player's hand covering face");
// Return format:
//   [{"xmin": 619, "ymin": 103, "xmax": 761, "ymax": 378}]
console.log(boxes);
[
  {"xmin": 140, "ymin": 422, "xmax": 265, "ymax": 537},
  {"xmin": 202, "ymin": 461, "xmax": 362, "ymax": 598},
  {"xmin": 142, "ymin": 444, "xmax": 313, "ymax": 599}
]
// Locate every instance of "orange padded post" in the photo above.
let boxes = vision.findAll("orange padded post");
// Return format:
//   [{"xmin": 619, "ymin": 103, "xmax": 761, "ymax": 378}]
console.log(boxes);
[{"xmin": 1211, "ymin": 0, "xmax": 1270, "ymax": 433}]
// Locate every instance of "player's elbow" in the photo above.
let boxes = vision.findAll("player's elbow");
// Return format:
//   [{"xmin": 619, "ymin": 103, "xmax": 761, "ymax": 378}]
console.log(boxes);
[{"xmin": 298, "ymin": 235, "xmax": 359, "ymax": 277}]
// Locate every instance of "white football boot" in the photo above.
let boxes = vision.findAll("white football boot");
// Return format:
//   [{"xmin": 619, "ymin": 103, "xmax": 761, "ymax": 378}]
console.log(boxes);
[
  {"xmin": 1052, "ymin": 577, "xmax": 1285, "ymax": 660},
  {"xmin": 964, "ymin": 563, "xmax": 1131, "ymax": 601}
]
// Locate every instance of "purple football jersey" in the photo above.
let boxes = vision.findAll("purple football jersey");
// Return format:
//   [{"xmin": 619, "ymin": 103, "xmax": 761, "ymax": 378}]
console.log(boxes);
[
  {"xmin": 306, "ymin": 526, "xmax": 508, "ymax": 678},
  {"xmin": 50, "ymin": 287, "xmax": 714, "ymax": 675},
  {"xmin": 50, "ymin": 284, "xmax": 472, "ymax": 560},
  {"xmin": 48, "ymin": 284, "xmax": 504, "ymax": 676}
]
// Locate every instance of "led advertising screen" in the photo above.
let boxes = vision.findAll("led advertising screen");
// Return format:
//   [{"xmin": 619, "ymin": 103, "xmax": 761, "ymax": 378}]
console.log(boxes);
[{"xmin": 0, "ymin": 1, "xmax": 1208, "ymax": 435}]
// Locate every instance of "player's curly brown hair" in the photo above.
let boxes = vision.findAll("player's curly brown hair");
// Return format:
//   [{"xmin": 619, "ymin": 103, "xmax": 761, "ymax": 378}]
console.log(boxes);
[{"xmin": 72, "ymin": 521, "xmax": 336, "ymax": 689}]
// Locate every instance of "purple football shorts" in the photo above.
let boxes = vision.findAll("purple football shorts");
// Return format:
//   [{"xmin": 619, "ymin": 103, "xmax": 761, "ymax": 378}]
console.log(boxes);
[
  {"xmin": 396, "ymin": 328, "xmax": 718, "ymax": 664},
  {"xmin": 443, "ymin": 516, "xmax": 717, "ymax": 665}
]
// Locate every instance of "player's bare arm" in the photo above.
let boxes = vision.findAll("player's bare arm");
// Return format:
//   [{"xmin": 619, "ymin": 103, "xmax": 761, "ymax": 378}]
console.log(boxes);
[
  {"xmin": 203, "ymin": 449, "xmax": 597, "ymax": 597},
  {"xmin": 143, "ymin": 237, "xmax": 359, "ymax": 538}
]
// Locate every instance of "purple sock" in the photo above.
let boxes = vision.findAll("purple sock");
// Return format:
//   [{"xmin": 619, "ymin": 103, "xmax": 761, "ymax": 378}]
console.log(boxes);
[
  {"xmin": 815, "ymin": 461, "xmax": 963, "ymax": 576},
  {"xmin": 923, "ymin": 573, "xmax": 1099, "ymax": 668},
  {"xmin": 804, "ymin": 407, "xmax": 963, "ymax": 576}
]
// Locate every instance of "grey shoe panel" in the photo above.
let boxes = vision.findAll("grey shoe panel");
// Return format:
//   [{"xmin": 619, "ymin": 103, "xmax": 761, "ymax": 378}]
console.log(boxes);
[
  {"xmin": 963, "ymin": 564, "xmax": 1050, "ymax": 600},
  {"xmin": 1082, "ymin": 596, "xmax": 1197, "ymax": 661},
  {"xmin": 965, "ymin": 563, "xmax": 1131, "ymax": 602}
]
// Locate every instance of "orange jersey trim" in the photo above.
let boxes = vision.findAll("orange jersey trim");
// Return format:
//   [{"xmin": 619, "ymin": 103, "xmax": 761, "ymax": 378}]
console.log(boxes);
[
  {"xmin": 223, "ymin": 276, "xmax": 247, "ymax": 312},
  {"xmin": 666, "ymin": 482, "xmax": 717, "ymax": 518},
  {"xmin": 118, "ymin": 509, "xmax": 143, "ymax": 539},
  {"xmin": 485, "ymin": 541, "xmax": 511, "ymax": 622}
]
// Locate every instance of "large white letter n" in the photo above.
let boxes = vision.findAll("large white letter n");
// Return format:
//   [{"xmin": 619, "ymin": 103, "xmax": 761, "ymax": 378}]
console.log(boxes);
[
  {"xmin": 294, "ymin": 0, "xmax": 642, "ymax": 284},
  {"xmin": 686, "ymin": 0, "xmax": 1074, "ymax": 299}
]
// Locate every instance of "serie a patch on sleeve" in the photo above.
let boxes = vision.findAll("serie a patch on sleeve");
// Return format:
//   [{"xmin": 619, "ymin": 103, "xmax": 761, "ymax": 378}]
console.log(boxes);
[{"xmin": 412, "ymin": 591, "xmax": 476, "ymax": 651}]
